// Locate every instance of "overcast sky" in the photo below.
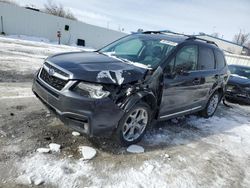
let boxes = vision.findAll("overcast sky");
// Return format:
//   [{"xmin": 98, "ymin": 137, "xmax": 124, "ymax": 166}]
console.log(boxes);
[{"xmin": 16, "ymin": 0, "xmax": 250, "ymax": 41}]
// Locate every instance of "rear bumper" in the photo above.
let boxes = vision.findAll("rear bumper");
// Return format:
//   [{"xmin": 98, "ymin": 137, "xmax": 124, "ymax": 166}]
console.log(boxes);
[{"xmin": 32, "ymin": 76, "xmax": 124, "ymax": 137}]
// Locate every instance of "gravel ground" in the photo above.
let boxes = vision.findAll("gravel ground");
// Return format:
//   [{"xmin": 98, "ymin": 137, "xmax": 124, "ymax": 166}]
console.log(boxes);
[{"xmin": 0, "ymin": 36, "xmax": 250, "ymax": 188}]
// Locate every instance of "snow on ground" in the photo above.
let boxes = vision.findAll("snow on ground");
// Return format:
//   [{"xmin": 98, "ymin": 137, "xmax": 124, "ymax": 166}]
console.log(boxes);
[
  {"xmin": 0, "ymin": 83, "xmax": 34, "ymax": 99},
  {"xmin": 4, "ymin": 34, "xmax": 96, "ymax": 52},
  {"xmin": 6, "ymin": 35, "xmax": 51, "ymax": 43},
  {"xmin": 1, "ymin": 36, "xmax": 250, "ymax": 188},
  {"xmin": 16, "ymin": 154, "xmax": 93, "ymax": 188},
  {"xmin": 79, "ymin": 146, "xmax": 97, "ymax": 160},
  {"xmin": 16, "ymin": 105, "xmax": 250, "ymax": 187},
  {"xmin": 0, "ymin": 35, "xmax": 93, "ymax": 74}
]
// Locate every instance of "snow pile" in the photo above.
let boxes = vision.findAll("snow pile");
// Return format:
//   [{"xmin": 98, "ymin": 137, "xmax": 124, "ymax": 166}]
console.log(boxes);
[
  {"xmin": 127, "ymin": 145, "xmax": 144, "ymax": 153},
  {"xmin": 79, "ymin": 146, "xmax": 97, "ymax": 160},
  {"xmin": 36, "ymin": 148, "xmax": 50, "ymax": 153},
  {"xmin": 72, "ymin": 131, "xmax": 81, "ymax": 136},
  {"xmin": 36, "ymin": 143, "xmax": 61, "ymax": 153},
  {"xmin": 49, "ymin": 143, "xmax": 61, "ymax": 152}
]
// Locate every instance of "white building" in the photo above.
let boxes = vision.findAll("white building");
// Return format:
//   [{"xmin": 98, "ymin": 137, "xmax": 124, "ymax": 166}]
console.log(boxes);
[
  {"xmin": 0, "ymin": 2, "xmax": 126, "ymax": 48},
  {"xmin": 195, "ymin": 33, "xmax": 249, "ymax": 55}
]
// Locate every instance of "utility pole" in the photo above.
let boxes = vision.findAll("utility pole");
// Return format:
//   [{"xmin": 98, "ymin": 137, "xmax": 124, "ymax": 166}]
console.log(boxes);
[
  {"xmin": 1, "ymin": 16, "xmax": 5, "ymax": 35},
  {"xmin": 57, "ymin": 31, "xmax": 61, "ymax": 44}
]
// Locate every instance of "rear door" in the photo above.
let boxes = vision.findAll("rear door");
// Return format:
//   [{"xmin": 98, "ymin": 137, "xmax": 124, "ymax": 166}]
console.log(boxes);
[
  {"xmin": 159, "ymin": 45, "xmax": 204, "ymax": 119},
  {"xmin": 196, "ymin": 46, "xmax": 218, "ymax": 104},
  {"xmin": 214, "ymin": 50, "xmax": 229, "ymax": 92}
]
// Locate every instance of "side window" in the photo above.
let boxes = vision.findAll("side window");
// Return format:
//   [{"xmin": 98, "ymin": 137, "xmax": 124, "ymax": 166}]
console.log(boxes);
[
  {"xmin": 198, "ymin": 47, "xmax": 215, "ymax": 70},
  {"xmin": 114, "ymin": 38, "xmax": 143, "ymax": 55},
  {"xmin": 165, "ymin": 58, "xmax": 175, "ymax": 73},
  {"xmin": 174, "ymin": 45, "xmax": 198, "ymax": 72},
  {"xmin": 215, "ymin": 50, "xmax": 226, "ymax": 69}
]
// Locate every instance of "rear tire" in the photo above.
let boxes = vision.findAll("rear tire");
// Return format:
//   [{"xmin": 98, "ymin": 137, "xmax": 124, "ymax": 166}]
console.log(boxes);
[
  {"xmin": 200, "ymin": 91, "xmax": 220, "ymax": 118},
  {"xmin": 115, "ymin": 102, "xmax": 152, "ymax": 146}
]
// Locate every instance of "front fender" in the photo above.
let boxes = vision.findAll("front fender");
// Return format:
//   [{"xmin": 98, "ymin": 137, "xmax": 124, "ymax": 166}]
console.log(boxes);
[{"xmin": 120, "ymin": 91, "xmax": 157, "ymax": 113}]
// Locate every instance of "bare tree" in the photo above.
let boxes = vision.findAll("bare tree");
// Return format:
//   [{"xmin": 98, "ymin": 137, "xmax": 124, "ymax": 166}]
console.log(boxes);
[
  {"xmin": 245, "ymin": 41, "xmax": 250, "ymax": 48},
  {"xmin": 44, "ymin": 0, "xmax": 77, "ymax": 21},
  {"xmin": 233, "ymin": 30, "xmax": 250, "ymax": 45}
]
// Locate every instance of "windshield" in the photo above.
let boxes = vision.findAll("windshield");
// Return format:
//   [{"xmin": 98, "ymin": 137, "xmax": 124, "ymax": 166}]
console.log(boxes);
[
  {"xmin": 99, "ymin": 34, "xmax": 177, "ymax": 69},
  {"xmin": 229, "ymin": 65, "xmax": 250, "ymax": 79}
]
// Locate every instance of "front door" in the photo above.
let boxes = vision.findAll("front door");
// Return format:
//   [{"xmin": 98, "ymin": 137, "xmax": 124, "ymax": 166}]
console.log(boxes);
[{"xmin": 159, "ymin": 45, "xmax": 203, "ymax": 119}]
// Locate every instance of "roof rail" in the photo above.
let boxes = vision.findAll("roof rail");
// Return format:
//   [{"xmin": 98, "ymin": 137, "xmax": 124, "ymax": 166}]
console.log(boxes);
[
  {"xmin": 142, "ymin": 30, "xmax": 165, "ymax": 34},
  {"xmin": 141, "ymin": 30, "xmax": 219, "ymax": 47},
  {"xmin": 186, "ymin": 36, "xmax": 218, "ymax": 47},
  {"xmin": 143, "ymin": 30, "xmax": 191, "ymax": 37}
]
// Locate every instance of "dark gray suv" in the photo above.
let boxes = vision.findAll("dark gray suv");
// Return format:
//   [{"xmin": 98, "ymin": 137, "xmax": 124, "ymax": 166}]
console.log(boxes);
[{"xmin": 32, "ymin": 31, "xmax": 230, "ymax": 145}]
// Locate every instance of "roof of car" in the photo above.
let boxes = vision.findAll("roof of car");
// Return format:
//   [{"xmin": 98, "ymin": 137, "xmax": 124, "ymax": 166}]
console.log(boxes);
[{"xmin": 134, "ymin": 31, "xmax": 220, "ymax": 49}]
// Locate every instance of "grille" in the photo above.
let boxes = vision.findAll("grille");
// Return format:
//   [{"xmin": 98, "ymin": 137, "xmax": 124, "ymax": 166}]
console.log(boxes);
[
  {"xmin": 44, "ymin": 62, "xmax": 69, "ymax": 77},
  {"xmin": 40, "ymin": 68, "xmax": 68, "ymax": 90}
]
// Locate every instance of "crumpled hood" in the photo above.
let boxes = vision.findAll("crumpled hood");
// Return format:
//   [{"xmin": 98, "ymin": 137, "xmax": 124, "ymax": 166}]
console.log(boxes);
[
  {"xmin": 46, "ymin": 51, "xmax": 147, "ymax": 85},
  {"xmin": 228, "ymin": 74, "xmax": 250, "ymax": 87}
]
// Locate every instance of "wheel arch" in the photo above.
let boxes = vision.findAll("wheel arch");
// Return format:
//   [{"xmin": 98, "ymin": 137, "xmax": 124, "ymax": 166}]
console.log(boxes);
[
  {"xmin": 121, "ymin": 91, "xmax": 157, "ymax": 114},
  {"xmin": 209, "ymin": 84, "xmax": 225, "ymax": 100}
]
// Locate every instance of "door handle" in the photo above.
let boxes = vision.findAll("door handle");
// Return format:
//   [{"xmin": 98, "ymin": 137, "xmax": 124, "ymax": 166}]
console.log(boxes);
[{"xmin": 192, "ymin": 78, "xmax": 200, "ymax": 85}]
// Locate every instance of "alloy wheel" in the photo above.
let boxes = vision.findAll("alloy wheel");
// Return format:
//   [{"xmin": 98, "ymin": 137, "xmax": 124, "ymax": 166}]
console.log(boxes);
[
  {"xmin": 122, "ymin": 108, "xmax": 149, "ymax": 142},
  {"xmin": 207, "ymin": 94, "xmax": 219, "ymax": 116}
]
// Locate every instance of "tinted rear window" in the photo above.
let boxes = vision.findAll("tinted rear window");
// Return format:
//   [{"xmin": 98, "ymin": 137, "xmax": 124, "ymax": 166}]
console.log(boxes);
[
  {"xmin": 215, "ymin": 50, "xmax": 226, "ymax": 69},
  {"xmin": 198, "ymin": 47, "xmax": 215, "ymax": 70}
]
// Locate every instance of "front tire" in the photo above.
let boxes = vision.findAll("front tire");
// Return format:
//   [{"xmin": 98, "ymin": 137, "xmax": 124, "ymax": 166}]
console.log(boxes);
[
  {"xmin": 115, "ymin": 102, "xmax": 151, "ymax": 146},
  {"xmin": 201, "ymin": 91, "xmax": 220, "ymax": 118}
]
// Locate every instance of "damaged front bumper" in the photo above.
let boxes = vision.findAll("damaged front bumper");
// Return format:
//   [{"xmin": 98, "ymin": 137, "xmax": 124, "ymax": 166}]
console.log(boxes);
[
  {"xmin": 225, "ymin": 91, "xmax": 250, "ymax": 104},
  {"xmin": 32, "ymin": 75, "xmax": 125, "ymax": 137}
]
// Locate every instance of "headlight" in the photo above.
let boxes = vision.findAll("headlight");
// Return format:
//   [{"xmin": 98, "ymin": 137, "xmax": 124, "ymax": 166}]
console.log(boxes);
[{"xmin": 74, "ymin": 82, "xmax": 110, "ymax": 99}]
